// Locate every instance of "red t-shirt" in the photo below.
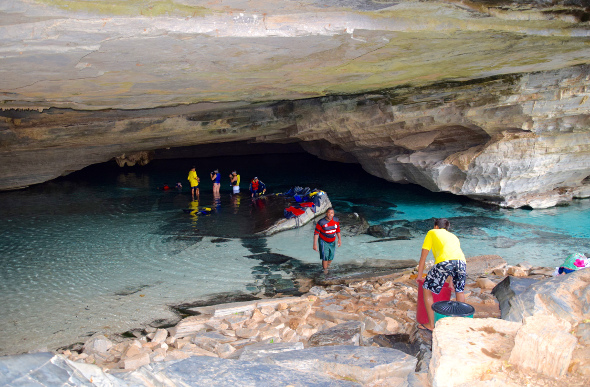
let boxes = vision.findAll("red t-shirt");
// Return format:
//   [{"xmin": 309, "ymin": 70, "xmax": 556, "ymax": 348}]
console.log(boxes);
[{"xmin": 314, "ymin": 217, "xmax": 340, "ymax": 243}]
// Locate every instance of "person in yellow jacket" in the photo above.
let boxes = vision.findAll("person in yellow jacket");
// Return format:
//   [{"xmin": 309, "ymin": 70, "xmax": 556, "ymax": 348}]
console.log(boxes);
[
  {"xmin": 187, "ymin": 166, "xmax": 200, "ymax": 201},
  {"xmin": 416, "ymin": 218, "xmax": 467, "ymax": 331},
  {"xmin": 229, "ymin": 170, "xmax": 240, "ymax": 194}
]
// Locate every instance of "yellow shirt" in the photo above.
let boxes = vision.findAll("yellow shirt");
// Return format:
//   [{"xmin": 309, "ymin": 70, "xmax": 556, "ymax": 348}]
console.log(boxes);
[
  {"xmin": 187, "ymin": 170, "xmax": 199, "ymax": 187},
  {"xmin": 236, "ymin": 174, "xmax": 240, "ymax": 186},
  {"xmin": 422, "ymin": 229, "xmax": 465, "ymax": 264}
]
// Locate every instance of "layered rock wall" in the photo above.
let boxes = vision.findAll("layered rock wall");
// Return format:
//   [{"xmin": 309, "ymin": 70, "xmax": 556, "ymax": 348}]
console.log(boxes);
[
  {"xmin": 1, "ymin": 0, "xmax": 590, "ymax": 207},
  {"xmin": 2, "ymin": 66, "xmax": 589, "ymax": 207}
]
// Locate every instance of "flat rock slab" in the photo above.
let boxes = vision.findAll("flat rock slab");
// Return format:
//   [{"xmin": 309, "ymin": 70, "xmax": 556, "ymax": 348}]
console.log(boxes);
[
  {"xmin": 0, "ymin": 352, "xmax": 123, "ymax": 386},
  {"xmin": 263, "ymin": 345, "xmax": 417, "ymax": 384},
  {"xmin": 239, "ymin": 342, "xmax": 304, "ymax": 362},
  {"xmin": 491, "ymin": 276, "xmax": 539, "ymax": 320},
  {"xmin": 119, "ymin": 356, "xmax": 360, "ymax": 386},
  {"xmin": 315, "ymin": 260, "xmax": 417, "ymax": 286},
  {"xmin": 308, "ymin": 321, "xmax": 363, "ymax": 347}
]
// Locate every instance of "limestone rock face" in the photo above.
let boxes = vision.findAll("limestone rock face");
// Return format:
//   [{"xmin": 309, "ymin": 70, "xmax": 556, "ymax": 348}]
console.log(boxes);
[
  {"xmin": 429, "ymin": 317, "xmax": 522, "ymax": 387},
  {"xmin": 1, "ymin": 0, "xmax": 590, "ymax": 208},
  {"xmin": 501, "ymin": 269, "xmax": 590, "ymax": 324},
  {"xmin": 509, "ymin": 315, "xmax": 577, "ymax": 378}
]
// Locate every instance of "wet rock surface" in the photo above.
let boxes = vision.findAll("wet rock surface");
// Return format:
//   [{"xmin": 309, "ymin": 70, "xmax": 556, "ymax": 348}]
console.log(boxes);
[{"xmin": 3, "ymin": 258, "xmax": 590, "ymax": 385}]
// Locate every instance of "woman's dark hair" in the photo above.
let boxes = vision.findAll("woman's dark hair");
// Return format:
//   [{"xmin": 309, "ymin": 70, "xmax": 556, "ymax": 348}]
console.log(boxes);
[{"xmin": 434, "ymin": 218, "xmax": 450, "ymax": 230}]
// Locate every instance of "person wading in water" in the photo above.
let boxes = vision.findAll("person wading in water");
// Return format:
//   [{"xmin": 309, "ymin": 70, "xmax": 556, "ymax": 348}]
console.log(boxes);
[{"xmin": 313, "ymin": 207, "xmax": 341, "ymax": 274}]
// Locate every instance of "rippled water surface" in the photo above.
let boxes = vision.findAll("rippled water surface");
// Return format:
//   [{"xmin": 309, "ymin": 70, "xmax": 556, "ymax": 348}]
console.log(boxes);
[{"xmin": 0, "ymin": 153, "xmax": 588, "ymax": 355}]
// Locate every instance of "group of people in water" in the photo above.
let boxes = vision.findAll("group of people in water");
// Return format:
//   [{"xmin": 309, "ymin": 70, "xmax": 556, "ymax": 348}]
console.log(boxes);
[{"xmin": 185, "ymin": 167, "xmax": 267, "ymax": 201}]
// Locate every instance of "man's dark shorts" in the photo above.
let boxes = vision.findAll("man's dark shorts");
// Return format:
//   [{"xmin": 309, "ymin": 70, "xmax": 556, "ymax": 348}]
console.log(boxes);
[
  {"xmin": 423, "ymin": 259, "xmax": 466, "ymax": 295},
  {"xmin": 318, "ymin": 239, "xmax": 335, "ymax": 261}
]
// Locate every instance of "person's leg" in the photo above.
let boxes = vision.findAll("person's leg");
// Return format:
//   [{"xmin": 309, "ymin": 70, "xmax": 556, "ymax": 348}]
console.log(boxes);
[
  {"xmin": 191, "ymin": 187, "xmax": 194, "ymax": 201},
  {"xmin": 451, "ymin": 260, "xmax": 467, "ymax": 303},
  {"xmin": 319, "ymin": 239, "xmax": 331, "ymax": 272},
  {"xmin": 456, "ymin": 292, "xmax": 465, "ymax": 303},
  {"xmin": 423, "ymin": 288, "xmax": 435, "ymax": 330},
  {"xmin": 326, "ymin": 241, "xmax": 335, "ymax": 270},
  {"xmin": 421, "ymin": 261, "xmax": 449, "ymax": 330}
]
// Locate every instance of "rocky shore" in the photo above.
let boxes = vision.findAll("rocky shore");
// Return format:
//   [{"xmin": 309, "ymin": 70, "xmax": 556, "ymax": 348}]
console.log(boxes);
[{"xmin": 2, "ymin": 255, "xmax": 590, "ymax": 386}]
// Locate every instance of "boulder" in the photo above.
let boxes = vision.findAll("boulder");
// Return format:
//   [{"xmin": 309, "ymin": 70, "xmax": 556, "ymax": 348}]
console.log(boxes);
[
  {"xmin": 490, "ymin": 276, "xmax": 539, "ymax": 320},
  {"xmin": 506, "ymin": 266, "xmax": 528, "ymax": 277},
  {"xmin": 235, "ymin": 328, "xmax": 259, "ymax": 339},
  {"xmin": 516, "ymin": 262, "xmax": 533, "ymax": 270},
  {"xmin": 263, "ymin": 346, "xmax": 417, "ymax": 385},
  {"xmin": 216, "ymin": 343, "xmax": 237, "ymax": 359},
  {"xmin": 500, "ymin": 269, "xmax": 590, "ymax": 324},
  {"xmin": 466, "ymin": 255, "xmax": 507, "ymax": 277},
  {"xmin": 122, "ymin": 353, "xmax": 150, "ymax": 370},
  {"xmin": 314, "ymin": 310, "xmax": 361, "ymax": 323},
  {"xmin": 168, "ymin": 315, "xmax": 210, "ymax": 338},
  {"xmin": 475, "ymin": 277, "xmax": 496, "ymax": 290},
  {"xmin": 82, "ymin": 335, "xmax": 113, "ymax": 356},
  {"xmin": 509, "ymin": 315, "xmax": 577, "ymax": 378},
  {"xmin": 225, "ymin": 314, "xmax": 250, "ymax": 330},
  {"xmin": 151, "ymin": 328, "xmax": 168, "ymax": 344},
  {"xmin": 308, "ymin": 321, "xmax": 363, "ymax": 347},
  {"xmin": 367, "ymin": 225, "xmax": 387, "ymax": 238},
  {"xmin": 429, "ymin": 317, "xmax": 521, "ymax": 387},
  {"xmin": 308, "ymin": 286, "xmax": 329, "ymax": 298}
]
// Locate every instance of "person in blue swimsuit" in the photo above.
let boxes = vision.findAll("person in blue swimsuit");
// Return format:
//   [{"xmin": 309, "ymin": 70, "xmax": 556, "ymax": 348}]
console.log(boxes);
[{"xmin": 211, "ymin": 169, "xmax": 221, "ymax": 195}]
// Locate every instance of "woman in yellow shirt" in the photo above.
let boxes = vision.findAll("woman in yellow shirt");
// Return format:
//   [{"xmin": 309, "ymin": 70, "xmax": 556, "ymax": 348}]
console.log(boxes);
[{"xmin": 416, "ymin": 218, "xmax": 467, "ymax": 331}]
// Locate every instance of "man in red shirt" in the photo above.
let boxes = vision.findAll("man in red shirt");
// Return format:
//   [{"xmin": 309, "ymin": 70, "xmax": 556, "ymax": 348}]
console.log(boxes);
[{"xmin": 313, "ymin": 208, "xmax": 341, "ymax": 272}]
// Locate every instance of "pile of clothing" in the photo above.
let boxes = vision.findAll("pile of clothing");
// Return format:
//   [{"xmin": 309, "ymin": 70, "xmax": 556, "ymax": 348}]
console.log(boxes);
[
  {"xmin": 558, "ymin": 252, "xmax": 590, "ymax": 274},
  {"xmin": 282, "ymin": 187, "xmax": 325, "ymax": 219}
]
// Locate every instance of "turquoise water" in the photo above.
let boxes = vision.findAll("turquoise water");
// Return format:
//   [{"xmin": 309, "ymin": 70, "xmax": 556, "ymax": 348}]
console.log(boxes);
[{"xmin": 0, "ymin": 152, "xmax": 588, "ymax": 355}]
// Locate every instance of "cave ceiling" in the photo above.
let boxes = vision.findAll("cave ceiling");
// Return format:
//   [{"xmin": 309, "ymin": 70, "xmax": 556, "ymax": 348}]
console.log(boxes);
[{"xmin": 1, "ymin": 0, "xmax": 590, "ymax": 208}]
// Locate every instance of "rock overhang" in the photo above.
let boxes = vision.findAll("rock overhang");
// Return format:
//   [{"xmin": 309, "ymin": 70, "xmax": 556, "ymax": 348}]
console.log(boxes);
[{"xmin": 1, "ymin": 0, "xmax": 590, "ymax": 208}]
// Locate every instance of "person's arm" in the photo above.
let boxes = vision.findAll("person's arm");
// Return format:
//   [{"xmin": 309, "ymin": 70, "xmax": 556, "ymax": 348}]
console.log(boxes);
[
  {"xmin": 313, "ymin": 233, "xmax": 319, "ymax": 251},
  {"xmin": 416, "ymin": 248, "xmax": 429, "ymax": 282},
  {"xmin": 336, "ymin": 232, "xmax": 342, "ymax": 247}
]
